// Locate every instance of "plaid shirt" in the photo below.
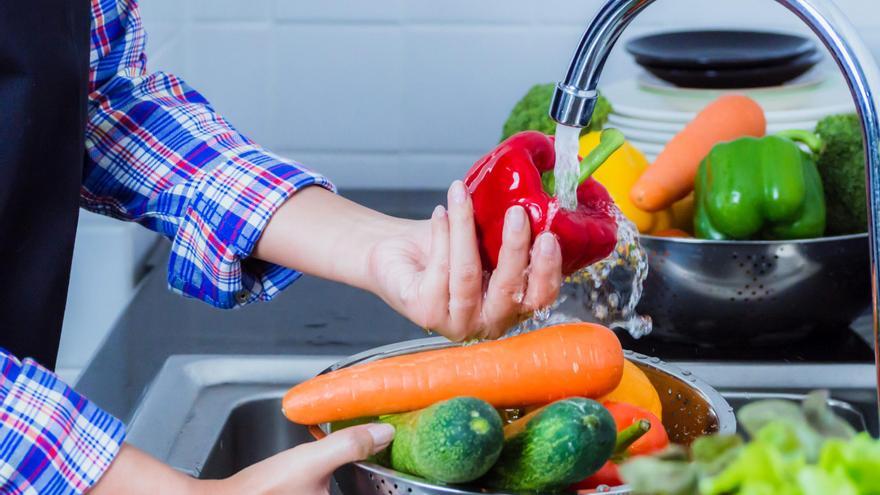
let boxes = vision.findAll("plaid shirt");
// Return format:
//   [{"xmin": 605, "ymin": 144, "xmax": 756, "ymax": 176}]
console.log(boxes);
[
  {"xmin": 87, "ymin": 0, "xmax": 334, "ymax": 309},
  {"xmin": 0, "ymin": 349, "xmax": 124, "ymax": 494},
  {"xmin": 1, "ymin": 0, "xmax": 334, "ymax": 492}
]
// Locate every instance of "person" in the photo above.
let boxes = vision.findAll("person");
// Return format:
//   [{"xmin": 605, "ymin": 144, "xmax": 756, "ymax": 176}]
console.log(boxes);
[{"xmin": 0, "ymin": 1, "xmax": 564, "ymax": 493}]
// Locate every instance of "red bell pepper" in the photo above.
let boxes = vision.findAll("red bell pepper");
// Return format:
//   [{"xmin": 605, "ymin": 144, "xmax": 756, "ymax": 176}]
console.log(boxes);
[
  {"xmin": 570, "ymin": 401, "xmax": 670, "ymax": 491},
  {"xmin": 464, "ymin": 130, "xmax": 623, "ymax": 276}
]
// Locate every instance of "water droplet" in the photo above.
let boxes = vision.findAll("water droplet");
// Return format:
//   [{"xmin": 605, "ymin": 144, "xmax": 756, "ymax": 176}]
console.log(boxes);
[
  {"xmin": 511, "ymin": 291, "xmax": 524, "ymax": 304},
  {"xmin": 561, "ymin": 208, "xmax": 652, "ymax": 338},
  {"xmin": 681, "ymin": 370, "xmax": 692, "ymax": 376}
]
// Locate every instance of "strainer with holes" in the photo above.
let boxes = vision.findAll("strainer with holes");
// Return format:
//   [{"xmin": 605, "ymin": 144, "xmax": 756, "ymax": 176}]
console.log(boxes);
[
  {"xmin": 635, "ymin": 233, "xmax": 870, "ymax": 347},
  {"xmin": 308, "ymin": 338, "xmax": 735, "ymax": 495}
]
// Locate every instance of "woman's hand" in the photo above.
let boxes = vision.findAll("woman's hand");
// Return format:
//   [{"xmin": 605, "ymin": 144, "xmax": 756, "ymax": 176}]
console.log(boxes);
[
  {"xmin": 209, "ymin": 423, "xmax": 394, "ymax": 495},
  {"xmin": 366, "ymin": 181, "xmax": 562, "ymax": 340},
  {"xmin": 91, "ymin": 423, "xmax": 395, "ymax": 495},
  {"xmin": 254, "ymin": 181, "xmax": 563, "ymax": 341}
]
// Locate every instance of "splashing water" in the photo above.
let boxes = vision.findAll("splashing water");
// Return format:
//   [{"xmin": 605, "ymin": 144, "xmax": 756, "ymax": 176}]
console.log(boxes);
[
  {"xmin": 553, "ymin": 123, "xmax": 581, "ymax": 211},
  {"xmin": 511, "ymin": 205, "xmax": 653, "ymax": 339},
  {"xmin": 571, "ymin": 207, "xmax": 652, "ymax": 338}
]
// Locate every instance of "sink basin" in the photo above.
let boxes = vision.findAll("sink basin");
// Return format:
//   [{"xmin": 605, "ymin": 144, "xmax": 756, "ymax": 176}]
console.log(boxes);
[
  {"xmin": 127, "ymin": 356, "xmax": 878, "ymax": 493},
  {"xmin": 199, "ymin": 398, "xmax": 312, "ymax": 480}
]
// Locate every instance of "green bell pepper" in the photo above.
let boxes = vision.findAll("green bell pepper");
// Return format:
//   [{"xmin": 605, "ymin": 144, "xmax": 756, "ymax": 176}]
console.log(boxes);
[{"xmin": 695, "ymin": 130, "xmax": 826, "ymax": 240}]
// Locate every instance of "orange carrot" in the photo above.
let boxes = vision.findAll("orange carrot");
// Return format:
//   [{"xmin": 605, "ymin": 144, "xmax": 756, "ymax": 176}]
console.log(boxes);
[
  {"xmin": 283, "ymin": 323, "xmax": 624, "ymax": 425},
  {"xmin": 630, "ymin": 95, "xmax": 766, "ymax": 212}
]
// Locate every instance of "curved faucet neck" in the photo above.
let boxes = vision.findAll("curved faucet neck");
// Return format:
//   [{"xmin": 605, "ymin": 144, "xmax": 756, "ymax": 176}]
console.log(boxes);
[
  {"xmin": 550, "ymin": 0, "xmax": 880, "ymax": 424},
  {"xmin": 550, "ymin": 0, "xmax": 653, "ymax": 128}
]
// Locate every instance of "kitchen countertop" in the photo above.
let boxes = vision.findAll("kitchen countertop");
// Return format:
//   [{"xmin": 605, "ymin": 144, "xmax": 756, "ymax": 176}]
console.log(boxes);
[{"xmin": 76, "ymin": 189, "xmax": 447, "ymax": 423}]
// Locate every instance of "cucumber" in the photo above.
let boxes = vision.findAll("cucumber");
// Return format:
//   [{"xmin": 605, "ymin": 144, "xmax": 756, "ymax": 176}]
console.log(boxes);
[
  {"xmin": 379, "ymin": 396, "xmax": 504, "ymax": 483},
  {"xmin": 481, "ymin": 397, "xmax": 617, "ymax": 492}
]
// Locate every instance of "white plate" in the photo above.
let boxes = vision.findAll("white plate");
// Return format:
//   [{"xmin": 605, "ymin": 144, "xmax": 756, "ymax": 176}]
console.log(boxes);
[
  {"xmin": 609, "ymin": 114, "xmax": 684, "ymax": 133},
  {"xmin": 623, "ymin": 128, "xmax": 822, "ymax": 161},
  {"xmin": 628, "ymin": 140, "xmax": 665, "ymax": 155},
  {"xmin": 617, "ymin": 126, "xmax": 675, "ymax": 144},
  {"xmin": 637, "ymin": 69, "xmax": 827, "ymax": 95},
  {"xmin": 609, "ymin": 114, "xmax": 820, "ymax": 134},
  {"xmin": 603, "ymin": 76, "xmax": 854, "ymax": 123},
  {"xmin": 610, "ymin": 116, "xmax": 822, "ymax": 143}
]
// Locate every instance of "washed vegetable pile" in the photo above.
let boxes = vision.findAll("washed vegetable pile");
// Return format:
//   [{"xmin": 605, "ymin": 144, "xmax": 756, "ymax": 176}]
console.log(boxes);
[
  {"xmin": 620, "ymin": 391, "xmax": 880, "ymax": 495},
  {"xmin": 503, "ymin": 84, "xmax": 867, "ymax": 239},
  {"xmin": 283, "ymin": 323, "xmax": 671, "ymax": 492}
]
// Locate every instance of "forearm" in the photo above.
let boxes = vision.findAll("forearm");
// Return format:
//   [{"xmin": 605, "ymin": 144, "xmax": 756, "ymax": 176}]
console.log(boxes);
[
  {"xmin": 91, "ymin": 445, "xmax": 198, "ymax": 495},
  {"xmin": 89, "ymin": 444, "xmax": 262, "ymax": 495},
  {"xmin": 254, "ymin": 187, "xmax": 411, "ymax": 293}
]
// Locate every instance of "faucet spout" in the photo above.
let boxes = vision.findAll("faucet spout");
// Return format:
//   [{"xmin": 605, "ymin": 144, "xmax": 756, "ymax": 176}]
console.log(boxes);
[
  {"xmin": 550, "ymin": 0, "xmax": 653, "ymax": 128},
  {"xmin": 552, "ymin": 0, "xmax": 880, "ymax": 427}
]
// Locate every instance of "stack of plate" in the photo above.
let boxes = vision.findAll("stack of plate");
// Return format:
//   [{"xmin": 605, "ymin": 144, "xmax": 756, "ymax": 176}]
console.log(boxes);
[
  {"xmin": 603, "ymin": 71, "xmax": 855, "ymax": 161},
  {"xmin": 626, "ymin": 31, "xmax": 822, "ymax": 89}
]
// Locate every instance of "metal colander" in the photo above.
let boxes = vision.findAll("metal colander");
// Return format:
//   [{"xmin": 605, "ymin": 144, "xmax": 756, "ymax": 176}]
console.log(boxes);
[
  {"xmin": 636, "ymin": 233, "xmax": 871, "ymax": 346},
  {"xmin": 309, "ymin": 338, "xmax": 735, "ymax": 495}
]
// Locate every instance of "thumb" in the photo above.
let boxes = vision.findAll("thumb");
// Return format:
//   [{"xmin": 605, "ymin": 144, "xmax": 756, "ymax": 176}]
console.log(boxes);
[{"xmin": 297, "ymin": 423, "xmax": 395, "ymax": 478}]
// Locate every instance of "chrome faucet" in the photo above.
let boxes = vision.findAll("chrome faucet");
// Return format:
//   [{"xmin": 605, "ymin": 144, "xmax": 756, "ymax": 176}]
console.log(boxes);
[{"xmin": 550, "ymin": 0, "xmax": 880, "ymax": 422}]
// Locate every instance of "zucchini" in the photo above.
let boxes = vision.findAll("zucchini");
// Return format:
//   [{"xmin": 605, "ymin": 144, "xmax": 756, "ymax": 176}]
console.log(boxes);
[
  {"xmin": 482, "ymin": 397, "xmax": 617, "ymax": 491},
  {"xmin": 379, "ymin": 396, "xmax": 504, "ymax": 483}
]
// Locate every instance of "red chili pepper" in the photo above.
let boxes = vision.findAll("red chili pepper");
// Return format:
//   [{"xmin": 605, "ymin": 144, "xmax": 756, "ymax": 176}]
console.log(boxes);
[
  {"xmin": 464, "ymin": 130, "xmax": 623, "ymax": 276},
  {"xmin": 570, "ymin": 401, "xmax": 670, "ymax": 491}
]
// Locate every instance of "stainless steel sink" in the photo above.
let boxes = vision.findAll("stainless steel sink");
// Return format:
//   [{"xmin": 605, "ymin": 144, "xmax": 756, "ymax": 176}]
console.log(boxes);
[{"xmin": 127, "ymin": 356, "xmax": 878, "ymax": 493}]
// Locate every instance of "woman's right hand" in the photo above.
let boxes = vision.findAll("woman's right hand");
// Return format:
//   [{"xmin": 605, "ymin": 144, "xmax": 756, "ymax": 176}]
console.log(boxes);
[
  {"xmin": 213, "ymin": 423, "xmax": 394, "ymax": 495},
  {"xmin": 91, "ymin": 423, "xmax": 395, "ymax": 495}
]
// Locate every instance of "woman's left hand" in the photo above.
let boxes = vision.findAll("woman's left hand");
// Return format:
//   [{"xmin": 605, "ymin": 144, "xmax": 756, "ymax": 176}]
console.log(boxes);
[{"xmin": 365, "ymin": 181, "xmax": 562, "ymax": 341}]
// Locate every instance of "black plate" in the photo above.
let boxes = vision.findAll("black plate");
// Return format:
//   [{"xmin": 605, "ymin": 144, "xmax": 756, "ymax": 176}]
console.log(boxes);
[
  {"xmin": 643, "ymin": 50, "xmax": 823, "ymax": 89},
  {"xmin": 627, "ymin": 30, "xmax": 816, "ymax": 69}
]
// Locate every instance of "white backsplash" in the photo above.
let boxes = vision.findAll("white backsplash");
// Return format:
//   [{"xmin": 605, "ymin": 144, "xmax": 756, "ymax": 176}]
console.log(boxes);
[{"xmin": 140, "ymin": 0, "xmax": 880, "ymax": 189}]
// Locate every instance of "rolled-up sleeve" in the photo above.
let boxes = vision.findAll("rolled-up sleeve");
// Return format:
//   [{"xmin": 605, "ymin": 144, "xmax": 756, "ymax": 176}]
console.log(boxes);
[
  {"xmin": 84, "ymin": 0, "xmax": 334, "ymax": 308},
  {"xmin": 0, "ymin": 349, "xmax": 125, "ymax": 494}
]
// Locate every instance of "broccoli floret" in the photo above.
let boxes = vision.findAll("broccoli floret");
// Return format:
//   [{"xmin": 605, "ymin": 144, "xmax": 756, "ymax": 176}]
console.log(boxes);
[
  {"xmin": 500, "ymin": 83, "xmax": 611, "ymax": 142},
  {"xmin": 815, "ymin": 113, "xmax": 867, "ymax": 234}
]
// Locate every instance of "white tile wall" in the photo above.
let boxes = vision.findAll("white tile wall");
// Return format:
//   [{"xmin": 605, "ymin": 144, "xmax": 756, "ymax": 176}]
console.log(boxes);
[
  {"xmin": 136, "ymin": 0, "xmax": 880, "ymax": 189},
  {"xmin": 274, "ymin": 0, "xmax": 403, "ymax": 22}
]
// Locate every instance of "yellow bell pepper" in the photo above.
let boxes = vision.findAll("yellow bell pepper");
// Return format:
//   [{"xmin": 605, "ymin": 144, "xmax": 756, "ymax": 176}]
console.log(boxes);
[{"xmin": 580, "ymin": 131, "xmax": 693, "ymax": 235}]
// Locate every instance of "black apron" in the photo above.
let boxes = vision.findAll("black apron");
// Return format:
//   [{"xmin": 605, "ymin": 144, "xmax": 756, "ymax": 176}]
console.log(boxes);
[{"xmin": 0, "ymin": 0, "xmax": 91, "ymax": 369}]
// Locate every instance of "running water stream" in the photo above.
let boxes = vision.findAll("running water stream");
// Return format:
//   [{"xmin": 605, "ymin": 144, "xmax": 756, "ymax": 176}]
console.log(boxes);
[{"xmin": 553, "ymin": 124, "xmax": 582, "ymax": 211}]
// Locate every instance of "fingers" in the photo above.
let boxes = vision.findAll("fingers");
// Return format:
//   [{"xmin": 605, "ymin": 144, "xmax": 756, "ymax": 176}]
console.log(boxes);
[
  {"xmin": 418, "ymin": 205, "xmax": 451, "ymax": 330},
  {"xmin": 483, "ymin": 206, "xmax": 531, "ymax": 339},
  {"xmin": 523, "ymin": 232, "xmax": 563, "ymax": 311},
  {"xmin": 225, "ymin": 423, "xmax": 394, "ymax": 494},
  {"xmin": 293, "ymin": 424, "xmax": 395, "ymax": 480},
  {"xmin": 446, "ymin": 180, "xmax": 484, "ymax": 340}
]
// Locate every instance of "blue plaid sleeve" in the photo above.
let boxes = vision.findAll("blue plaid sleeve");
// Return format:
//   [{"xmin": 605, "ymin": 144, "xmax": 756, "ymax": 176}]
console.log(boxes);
[
  {"xmin": 84, "ymin": 0, "xmax": 335, "ymax": 309},
  {"xmin": 0, "ymin": 348, "xmax": 125, "ymax": 494}
]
